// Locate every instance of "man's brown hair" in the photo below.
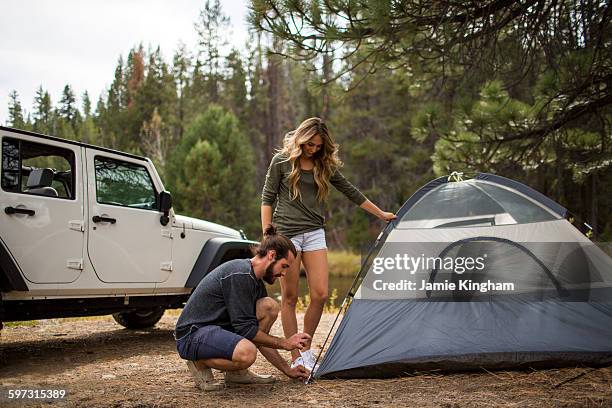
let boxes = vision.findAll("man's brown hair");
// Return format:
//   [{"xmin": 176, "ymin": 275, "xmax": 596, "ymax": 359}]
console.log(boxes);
[{"xmin": 253, "ymin": 224, "xmax": 297, "ymax": 260}]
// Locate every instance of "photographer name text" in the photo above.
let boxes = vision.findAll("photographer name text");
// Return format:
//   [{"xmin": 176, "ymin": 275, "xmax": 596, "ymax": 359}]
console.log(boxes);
[{"xmin": 372, "ymin": 279, "xmax": 515, "ymax": 293}]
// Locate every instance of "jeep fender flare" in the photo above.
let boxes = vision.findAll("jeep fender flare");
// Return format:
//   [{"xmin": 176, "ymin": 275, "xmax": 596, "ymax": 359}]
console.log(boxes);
[
  {"xmin": 0, "ymin": 238, "xmax": 28, "ymax": 292},
  {"xmin": 185, "ymin": 237, "xmax": 258, "ymax": 288}
]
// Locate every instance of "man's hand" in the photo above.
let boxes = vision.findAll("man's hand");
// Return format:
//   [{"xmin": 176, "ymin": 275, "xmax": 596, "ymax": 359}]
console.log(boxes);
[
  {"xmin": 284, "ymin": 364, "xmax": 310, "ymax": 380},
  {"xmin": 282, "ymin": 332, "xmax": 311, "ymax": 351}
]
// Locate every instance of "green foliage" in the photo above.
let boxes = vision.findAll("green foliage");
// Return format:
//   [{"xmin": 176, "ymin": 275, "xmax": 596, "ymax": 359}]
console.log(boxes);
[
  {"xmin": 7, "ymin": 0, "xmax": 609, "ymax": 243},
  {"xmin": 325, "ymin": 61, "xmax": 435, "ymax": 249},
  {"xmin": 194, "ymin": 0, "xmax": 229, "ymax": 104},
  {"xmin": 252, "ymin": 0, "xmax": 611, "ymax": 238},
  {"xmin": 429, "ymin": 77, "xmax": 610, "ymax": 187},
  {"xmin": 32, "ymin": 86, "xmax": 53, "ymax": 134},
  {"xmin": 412, "ymin": 103, "xmax": 443, "ymax": 143},
  {"xmin": 58, "ymin": 85, "xmax": 77, "ymax": 122},
  {"xmin": 7, "ymin": 90, "xmax": 26, "ymax": 129},
  {"xmin": 224, "ymin": 49, "xmax": 248, "ymax": 121},
  {"xmin": 424, "ymin": 71, "xmax": 610, "ymax": 238},
  {"xmin": 166, "ymin": 106, "xmax": 259, "ymax": 236}
]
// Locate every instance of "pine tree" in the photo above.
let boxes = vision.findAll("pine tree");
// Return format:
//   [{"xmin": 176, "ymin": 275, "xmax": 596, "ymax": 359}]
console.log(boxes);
[
  {"xmin": 189, "ymin": 58, "xmax": 207, "ymax": 119},
  {"xmin": 82, "ymin": 91, "xmax": 92, "ymax": 117},
  {"xmin": 224, "ymin": 49, "xmax": 247, "ymax": 122},
  {"xmin": 126, "ymin": 46, "xmax": 145, "ymax": 108},
  {"xmin": 32, "ymin": 86, "xmax": 53, "ymax": 134},
  {"xmin": 58, "ymin": 84, "xmax": 77, "ymax": 122},
  {"xmin": 173, "ymin": 43, "xmax": 192, "ymax": 139},
  {"xmin": 140, "ymin": 107, "xmax": 164, "ymax": 166},
  {"xmin": 99, "ymin": 56, "xmax": 127, "ymax": 148},
  {"xmin": 108, "ymin": 56, "xmax": 127, "ymax": 111},
  {"xmin": 7, "ymin": 90, "xmax": 26, "ymax": 129},
  {"xmin": 327, "ymin": 58, "xmax": 430, "ymax": 250},
  {"xmin": 81, "ymin": 91, "xmax": 98, "ymax": 144},
  {"xmin": 194, "ymin": 0, "xmax": 229, "ymax": 103},
  {"xmin": 166, "ymin": 105, "xmax": 258, "ymax": 237},
  {"xmin": 244, "ymin": 34, "xmax": 269, "ymax": 182}
]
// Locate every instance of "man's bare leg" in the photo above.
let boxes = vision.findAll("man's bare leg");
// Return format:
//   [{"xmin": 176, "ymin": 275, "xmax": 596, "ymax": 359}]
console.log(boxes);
[
  {"xmin": 224, "ymin": 297, "xmax": 280, "ymax": 383},
  {"xmin": 257, "ymin": 296, "xmax": 280, "ymax": 333},
  {"xmin": 194, "ymin": 339, "xmax": 257, "ymax": 371},
  {"xmin": 195, "ymin": 297, "xmax": 279, "ymax": 373}
]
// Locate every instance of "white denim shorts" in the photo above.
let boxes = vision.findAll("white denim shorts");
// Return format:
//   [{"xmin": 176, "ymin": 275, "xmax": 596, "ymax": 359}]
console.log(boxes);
[{"xmin": 289, "ymin": 228, "xmax": 327, "ymax": 252}]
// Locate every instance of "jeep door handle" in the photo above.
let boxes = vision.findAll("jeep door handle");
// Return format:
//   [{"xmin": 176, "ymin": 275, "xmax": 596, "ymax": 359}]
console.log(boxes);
[
  {"xmin": 92, "ymin": 215, "xmax": 117, "ymax": 224},
  {"xmin": 5, "ymin": 206, "xmax": 35, "ymax": 216}
]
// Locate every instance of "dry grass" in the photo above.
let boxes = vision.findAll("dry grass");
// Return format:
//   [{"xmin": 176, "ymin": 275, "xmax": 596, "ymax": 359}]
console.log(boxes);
[{"xmin": 328, "ymin": 250, "xmax": 361, "ymax": 277}]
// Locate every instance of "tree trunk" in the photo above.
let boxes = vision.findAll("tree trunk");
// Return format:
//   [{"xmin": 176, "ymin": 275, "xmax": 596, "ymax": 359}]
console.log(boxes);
[
  {"xmin": 321, "ymin": 49, "xmax": 333, "ymax": 120},
  {"xmin": 591, "ymin": 173, "xmax": 598, "ymax": 236}
]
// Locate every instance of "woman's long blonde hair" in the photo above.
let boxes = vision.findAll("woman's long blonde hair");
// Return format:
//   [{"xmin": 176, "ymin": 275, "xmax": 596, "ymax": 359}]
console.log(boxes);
[{"xmin": 279, "ymin": 117, "xmax": 342, "ymax": 203}]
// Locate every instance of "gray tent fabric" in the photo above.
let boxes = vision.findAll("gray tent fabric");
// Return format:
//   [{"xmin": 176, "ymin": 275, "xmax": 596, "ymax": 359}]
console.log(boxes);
[
  {"xmin": 313, "ymin": 175, "xmax": 612, "ymax": 379},
  {"xmin": 475, "ymin": 173, "xmax": 568, "ymax": 218},
  {"xmin": 317, "ymin": 295, "xmax": 612, "ymax": 378}
]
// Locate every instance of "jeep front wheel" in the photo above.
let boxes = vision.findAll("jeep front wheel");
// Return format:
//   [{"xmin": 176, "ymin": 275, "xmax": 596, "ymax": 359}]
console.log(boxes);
[{"xmin": 112, "ymin": 308, "xmax": 165, "ymax": 329}]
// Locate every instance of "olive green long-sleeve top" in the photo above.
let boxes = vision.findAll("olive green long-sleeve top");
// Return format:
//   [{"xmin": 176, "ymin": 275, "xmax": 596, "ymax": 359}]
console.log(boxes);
[{"xmin": 261, "ymin": 153, "xmax": 367, "ymax": 238}]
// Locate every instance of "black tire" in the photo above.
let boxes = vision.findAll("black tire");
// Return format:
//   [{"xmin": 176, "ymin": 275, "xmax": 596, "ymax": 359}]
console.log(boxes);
[{"xmin": 112, "ymin": 308, "xmax": 165, "ymax": 329}]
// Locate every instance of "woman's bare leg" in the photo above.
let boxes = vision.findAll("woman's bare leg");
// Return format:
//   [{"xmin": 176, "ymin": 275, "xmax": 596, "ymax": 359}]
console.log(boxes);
[
  {"xmin": 301, "ymin": 249, "xmax": 329, "ymax": 350},
  {"xmin": 280, "ymin": 251, "xmax": 301, "ymax": 361}
]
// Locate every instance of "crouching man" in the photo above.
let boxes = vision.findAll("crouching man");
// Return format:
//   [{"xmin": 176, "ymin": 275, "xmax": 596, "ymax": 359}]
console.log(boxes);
[{"xmin": 174, "ymin": 225, "xmax": 310, "ymax": 391}]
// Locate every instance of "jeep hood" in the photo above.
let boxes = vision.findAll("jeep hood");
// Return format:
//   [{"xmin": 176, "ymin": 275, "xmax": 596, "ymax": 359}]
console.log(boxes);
[{"xmin": 173, "ymin": 214, "xmax": 242, "ymax": 238}]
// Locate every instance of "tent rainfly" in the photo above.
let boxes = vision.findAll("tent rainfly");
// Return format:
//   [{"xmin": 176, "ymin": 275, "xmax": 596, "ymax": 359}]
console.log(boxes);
[{"xmin": 312, "ymin": 173, "xmax": 612, "ymax": 380}]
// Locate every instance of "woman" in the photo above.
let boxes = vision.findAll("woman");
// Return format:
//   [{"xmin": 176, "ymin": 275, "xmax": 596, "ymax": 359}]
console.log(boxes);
[{"xmin": 261, "ymin": 117, "xmax": 396, "ymax": 371}]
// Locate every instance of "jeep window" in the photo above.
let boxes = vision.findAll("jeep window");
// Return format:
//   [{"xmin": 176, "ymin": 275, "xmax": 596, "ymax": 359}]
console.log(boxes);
[
  {"xmin": 94, "ymin": 156, "xmax": 157, "ymax": 210},
  {"xmin": 1, "ymin": 137, "xmax": 75, "ymax": 199}
]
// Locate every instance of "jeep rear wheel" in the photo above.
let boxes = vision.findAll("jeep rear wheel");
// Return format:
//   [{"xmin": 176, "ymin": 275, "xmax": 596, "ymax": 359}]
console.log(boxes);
[{"xmin": 112, "ymin": 308, "xmax": 165, "ymax": 329}]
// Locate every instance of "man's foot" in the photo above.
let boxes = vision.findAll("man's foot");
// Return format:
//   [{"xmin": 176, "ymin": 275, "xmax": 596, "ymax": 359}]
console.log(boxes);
[
  {"xmin": 224, "ymin": 369, "xmax": 277, "ymax": 384},
  {"xmin": 186, "ymin": 361, "xmax": 224, "ymax": 391},
  {"xmin": 300, "ymin": 349, "xmax": 319, "ymax": 372}
]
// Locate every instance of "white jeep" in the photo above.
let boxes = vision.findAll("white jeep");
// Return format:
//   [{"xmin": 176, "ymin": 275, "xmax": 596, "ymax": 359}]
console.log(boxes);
[{"xmin": 0, "ymin": 126, "xmax": 255, "ymax": 329}]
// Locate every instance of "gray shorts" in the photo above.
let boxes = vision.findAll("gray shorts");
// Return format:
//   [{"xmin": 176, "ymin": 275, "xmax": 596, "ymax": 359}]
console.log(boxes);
[
  {"xmin": 176, "ymin": 325, "xmax": 243, "ymax": 361},
  {"xmin": 290, "ymin": 228, "xmax": 327, "ymax": 252}
]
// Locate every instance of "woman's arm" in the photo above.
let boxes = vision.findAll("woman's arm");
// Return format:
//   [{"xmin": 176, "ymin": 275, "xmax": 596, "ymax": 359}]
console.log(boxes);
[
  {"xmin": 330, "ymin": 170, "xmax": 396, "ymax": 222},
  {"xmin": 360, "ymin": 199, "xmax": 397, "ymax": 222},
  {"xmin": 261, "ymin": 154, "xmax": 282, "ymax": 234},
  {"xmin": 261, "ymin": 205, "xmax": 273, "ymax": 234}
]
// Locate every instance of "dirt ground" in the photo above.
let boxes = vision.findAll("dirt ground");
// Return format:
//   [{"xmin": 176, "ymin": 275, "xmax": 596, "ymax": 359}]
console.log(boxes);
[{"xmin": 1, "ymin": 312, "xmax": 611, "ymax": 407}]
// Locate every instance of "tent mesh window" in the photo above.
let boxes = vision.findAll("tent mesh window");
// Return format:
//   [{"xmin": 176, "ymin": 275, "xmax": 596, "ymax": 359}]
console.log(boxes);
[{"xmin": 399, "ymin": 180, "xmax": 558, "ymax": 228}]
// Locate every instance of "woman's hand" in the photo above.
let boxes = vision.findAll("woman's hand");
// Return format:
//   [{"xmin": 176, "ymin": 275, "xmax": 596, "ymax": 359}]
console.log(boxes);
[
  {"xmin": 379, "ymin": 211, "xmax": 397, "ymax": 222},
  {"xmin": 261, "ymin": 205, "xmax": 273, "ymax": 236}
]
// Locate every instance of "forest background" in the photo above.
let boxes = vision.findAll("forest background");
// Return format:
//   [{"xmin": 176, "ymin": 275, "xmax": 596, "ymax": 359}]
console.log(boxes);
[{"xmin": 5, "ymin": 0, "xmax": 611, "ymax": 250}]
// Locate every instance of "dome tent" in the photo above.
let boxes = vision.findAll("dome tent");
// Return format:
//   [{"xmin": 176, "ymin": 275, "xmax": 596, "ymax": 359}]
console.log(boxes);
[{"xmin": 312, "ymin": 173, "xmax": 612, "ymax": 380}]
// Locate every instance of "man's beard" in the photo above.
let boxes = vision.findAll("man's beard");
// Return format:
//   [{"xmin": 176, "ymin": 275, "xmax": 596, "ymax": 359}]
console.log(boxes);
[{"xmin": 263, "ymin": 260, "xmax": 278, "ymax": 284}]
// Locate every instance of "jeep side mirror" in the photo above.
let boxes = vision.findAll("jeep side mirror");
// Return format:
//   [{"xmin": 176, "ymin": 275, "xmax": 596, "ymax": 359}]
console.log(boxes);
[{"xmin": 159, "ymin": 191, "xmax": 172, "ymax": 226}]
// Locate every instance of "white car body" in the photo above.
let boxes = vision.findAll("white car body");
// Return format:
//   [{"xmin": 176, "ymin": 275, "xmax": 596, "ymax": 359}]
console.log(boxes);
[{"xmin": 0, "ymin": 126, "xmax": 255, "ymax": 328}]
